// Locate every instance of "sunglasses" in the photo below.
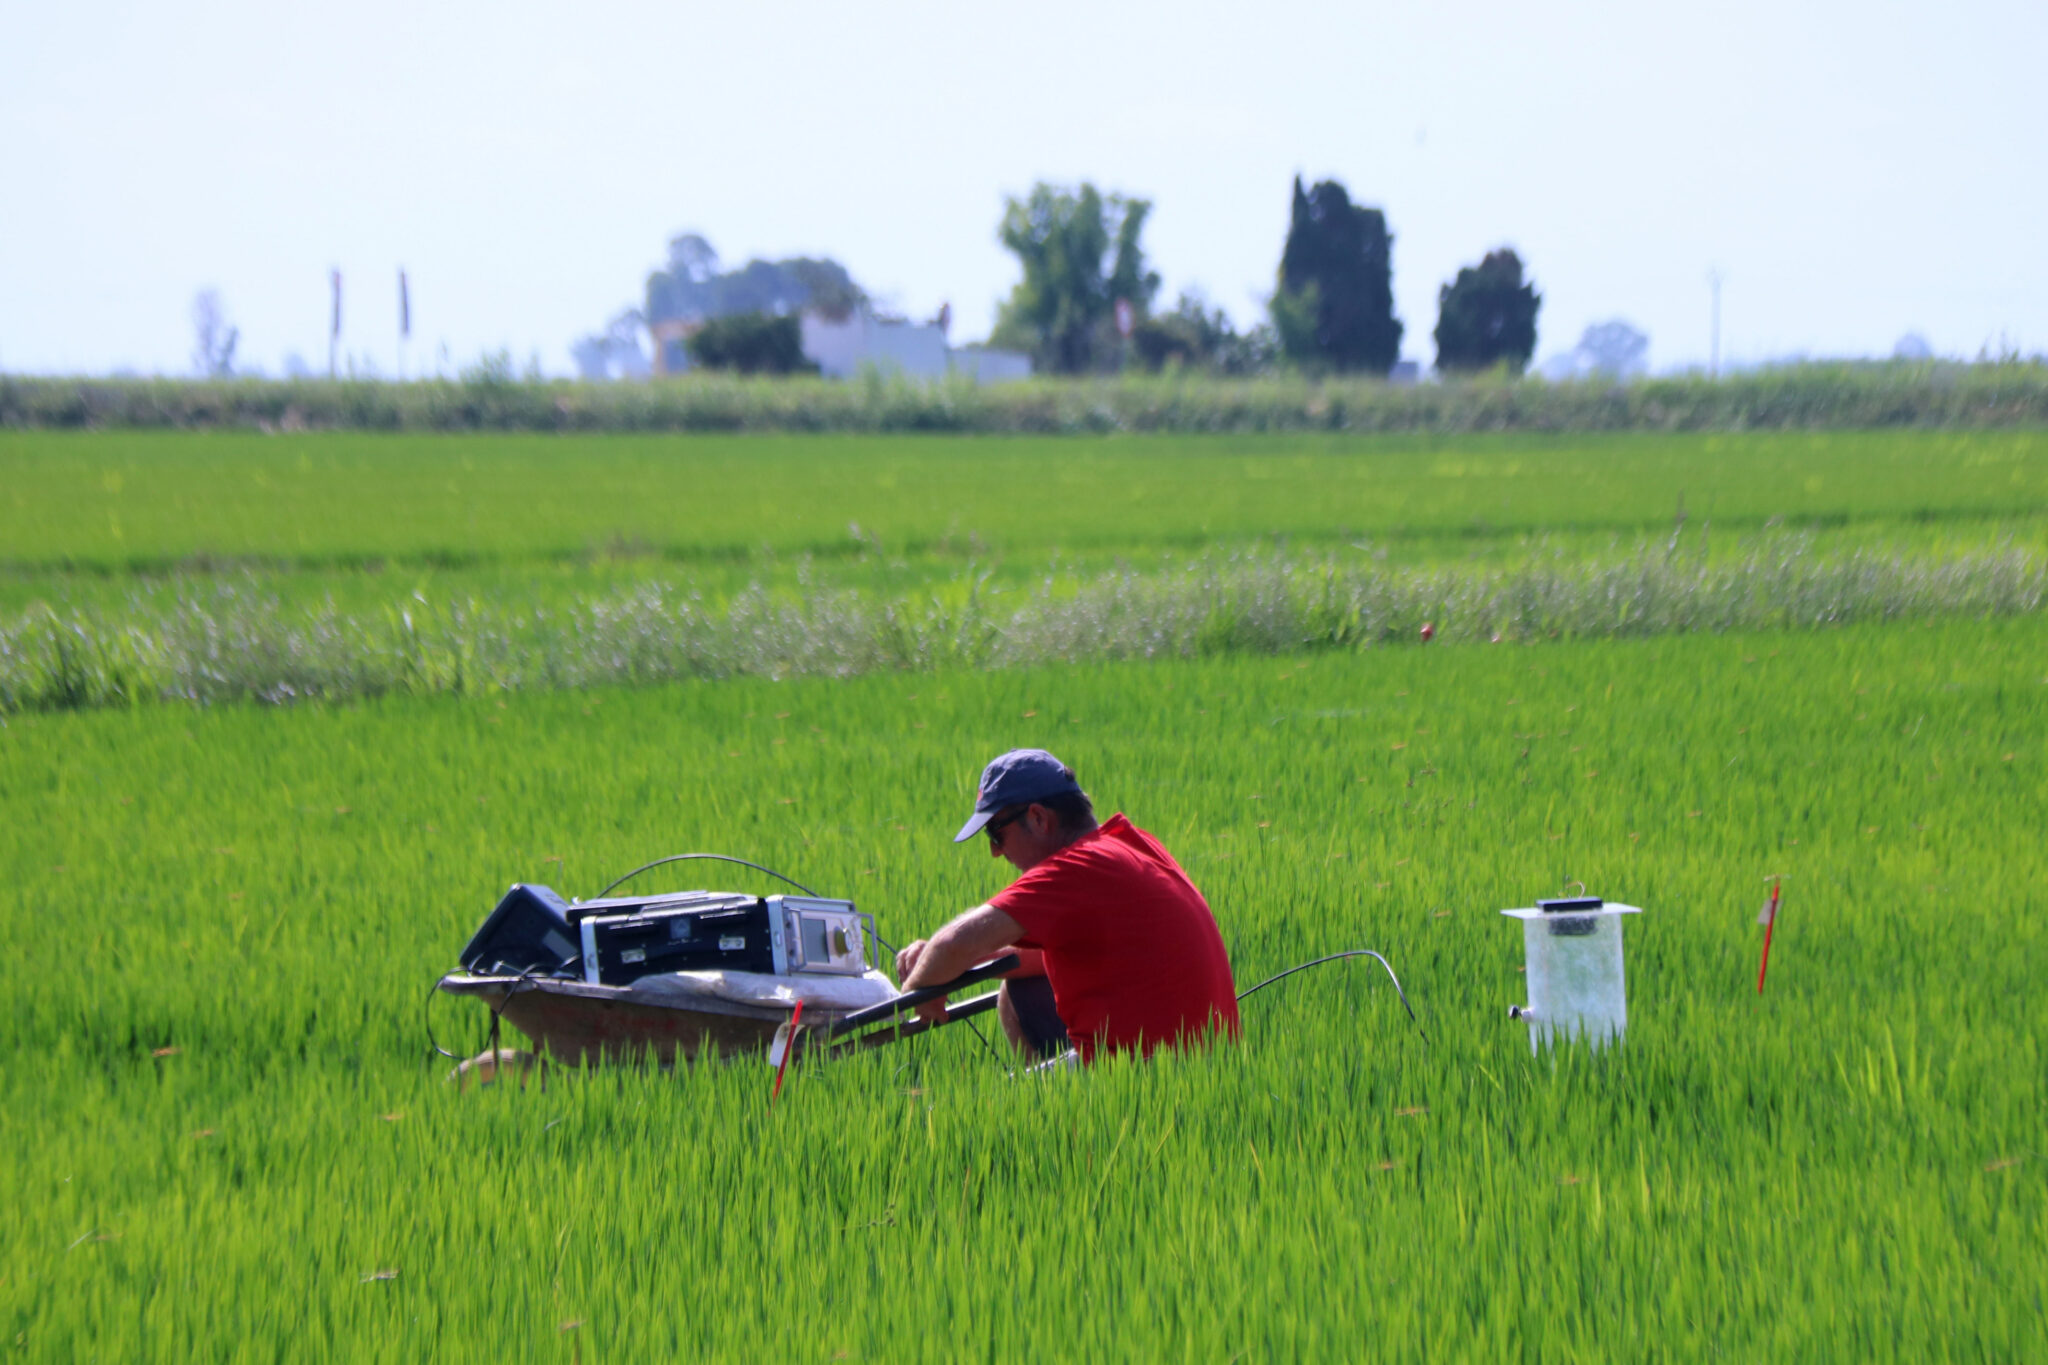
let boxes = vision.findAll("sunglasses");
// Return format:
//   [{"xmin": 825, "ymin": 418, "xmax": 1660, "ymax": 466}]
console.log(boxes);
[{"xmin": 984, "ymin": 807, "xmax": 1032, "ymax": 847}]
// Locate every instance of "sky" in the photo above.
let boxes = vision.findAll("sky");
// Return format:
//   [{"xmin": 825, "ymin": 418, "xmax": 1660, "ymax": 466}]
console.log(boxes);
[{"xmin": 2, "ymin": 0, "xmax": 2042, "ymax": 378}]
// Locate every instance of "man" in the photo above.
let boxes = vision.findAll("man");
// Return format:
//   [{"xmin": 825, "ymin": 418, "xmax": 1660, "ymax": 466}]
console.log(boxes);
[{"xmin": 893, "ymin": 749, "xmax": 1238, "ymax": 1064}]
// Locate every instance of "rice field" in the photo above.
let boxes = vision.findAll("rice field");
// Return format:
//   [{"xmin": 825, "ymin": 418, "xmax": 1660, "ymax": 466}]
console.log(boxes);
[
  {"xmin": 3, "ymin": 429, "xmax": 2043, "ymax": 1359},
  {"xmin": 5, "ymin": 428, "xmax": 2046, "ymax": 715},
  {"xmin": 4, "ymin": 428, "xmax": 2045, "ymax": 587}
]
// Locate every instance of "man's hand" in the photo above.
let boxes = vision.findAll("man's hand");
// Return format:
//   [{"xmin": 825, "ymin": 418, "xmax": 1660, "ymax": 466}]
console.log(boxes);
[
  {"xmin": 896, "ymin": 904, "xmax": 1026, "ymax": 1025},
  {"xmin": 895, "ymin": 940, "xmax": 949, "ymax": 1023}
]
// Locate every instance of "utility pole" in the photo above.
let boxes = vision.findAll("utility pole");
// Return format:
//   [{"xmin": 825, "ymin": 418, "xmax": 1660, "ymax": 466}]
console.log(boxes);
[
  {"xmin": 329, "ymin": 269, "xmax": 343, "ymax": 379},
  {"xmin": 398, "ymin": 269, "xmax": 411, "ymax": 381},
  {"xmin": 1707, "ymin": 268, "xmax": 1723, "ymax": 379}
]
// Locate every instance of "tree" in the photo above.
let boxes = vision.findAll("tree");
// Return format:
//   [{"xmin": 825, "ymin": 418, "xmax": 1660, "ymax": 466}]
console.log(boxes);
[
  {"xmin": 1132, "ymin": 292, "xmax": 1275, "ymax": 375},
  {"xmin": 1434, "ymin": 249, "xmax": 1540, "ymax": 374},
  {"xmin": 571, "ymin": 311, "xmax": 651, "ymax": 382},
  {"xmin": 990, "ymin": 182, "xmax": 1160, "ymax": 374},
  {"xmin": 191, "ymin": 289, "xmax": 238, "ymax": 378},
  {"xmin": 644, "ymin": 234, "xmax": 866, "ymax": 325},
  {"xmin": 782, "ymin": 259, "xmax": 865, "ymax": 322},
  {"xmin": 1268, "ymin": 282, "xmax": 1321, "ymax": 367},
  {"xmin": 685, "ymin": 312, "xmax": 816, "ymax": 375},
  {"xmin": 1272, "ymin": 178, "xmax": 1402, "ymax": 373},
  {"xmin": 1574, "ymin": 319, "xmax": 1648, "ymax": 379}
]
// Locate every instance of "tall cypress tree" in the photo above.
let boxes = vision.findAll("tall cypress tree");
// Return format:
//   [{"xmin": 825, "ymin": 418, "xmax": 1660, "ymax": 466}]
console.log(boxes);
[
  {"xmin": 1273, "ymin": 177, "xmax": 1403, "ymax": 374},
  {"xmin": 1433, "ymin": 248, "xmax": 1541, "ymax": 374}
]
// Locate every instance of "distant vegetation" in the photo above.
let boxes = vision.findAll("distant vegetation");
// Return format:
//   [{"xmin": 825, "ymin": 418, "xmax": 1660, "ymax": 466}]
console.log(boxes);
[
  {"xmin": 5, "ymin": 361, "xmax": 2048, "ymax": 434},
  {"xmin": 684, "ymin": 312, "xmax": 817, "ymax": 376},
  {"xmin": 1273, "ymin": 178, "xmax": 1402, "ymax": 374},
  {"xmin": 1434, "ymin": 249, "xmax": 1542, "ymax": 376},
  {"xmin": 988, "ymin": 183, "xmax": 1160, "ymax": 374}
]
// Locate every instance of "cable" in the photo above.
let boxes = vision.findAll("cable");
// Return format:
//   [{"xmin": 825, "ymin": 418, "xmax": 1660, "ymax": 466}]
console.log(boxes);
[
  {"xmin": 423, "ymin": 978, "xmax": 468, "ymax": 1061},
  {"xmin": 588, "ymin": 853, "xmax": 821, "ymax": 901},
  {"xmin": 1236, "ymin": 949, "xmax": 1427, "ymax": 1043},
  {"xmin": 479, "ymin": 964, "xmax": 551, "ymax": 1082},
  {"xmin": 963, "ymin": 1017, "xmax": 1009, "ymax": 1068},
  {"xmin": 425, "ymin": 963, "xmax": 548, "ymax": 1067}
]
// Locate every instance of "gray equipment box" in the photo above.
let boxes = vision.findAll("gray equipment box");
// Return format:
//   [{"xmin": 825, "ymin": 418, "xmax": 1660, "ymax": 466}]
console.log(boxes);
[{"xmin": 573, "ymin": 891, "xmax": 872, "ymax": 986}]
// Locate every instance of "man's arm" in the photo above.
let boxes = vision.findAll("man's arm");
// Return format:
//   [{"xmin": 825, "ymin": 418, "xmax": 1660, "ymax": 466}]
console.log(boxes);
[{"xmin": 895, "ymin": 904, "xmax": 1025, "ymax": 1021}]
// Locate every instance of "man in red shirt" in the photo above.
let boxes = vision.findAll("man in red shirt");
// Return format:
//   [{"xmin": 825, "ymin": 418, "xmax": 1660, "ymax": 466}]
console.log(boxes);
[{"xmin": 894, "ymin": 749, "xmax": 1239, "ymax": 1064}]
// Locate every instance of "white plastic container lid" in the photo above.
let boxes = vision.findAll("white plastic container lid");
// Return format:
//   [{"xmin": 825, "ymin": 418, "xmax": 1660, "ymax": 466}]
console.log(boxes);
[{"xmin": 1500, "ymin": 900, "xmax": 1644, "ymax": 921}]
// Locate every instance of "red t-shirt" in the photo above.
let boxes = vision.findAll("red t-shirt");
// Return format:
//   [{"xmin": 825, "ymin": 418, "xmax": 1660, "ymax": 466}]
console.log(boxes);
[{"xmin": 991, "ymin": 814, "xmax": 1238, "ymax": 1063}]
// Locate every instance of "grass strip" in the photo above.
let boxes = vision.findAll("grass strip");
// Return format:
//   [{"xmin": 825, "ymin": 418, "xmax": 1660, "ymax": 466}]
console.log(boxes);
[
  {"xmin": 7, "ymin": 361, "xmax": 2048, "ymax": 434},
  {"xmin": 3, "ymin": 543, "xmax": 2039, "ymax": 713}
]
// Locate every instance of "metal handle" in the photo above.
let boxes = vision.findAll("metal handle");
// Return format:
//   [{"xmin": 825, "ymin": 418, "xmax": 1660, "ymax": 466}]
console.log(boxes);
[
  {"xmin": 829, "ymin": 990, "xmax": 1003, "ymax": 1052},
  {"xmin": 826, "ymin": 953, "xmax": 1019, "ymax": 1036}
]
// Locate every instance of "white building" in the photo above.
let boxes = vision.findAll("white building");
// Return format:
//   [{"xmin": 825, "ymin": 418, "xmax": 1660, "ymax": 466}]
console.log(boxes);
[
  {"xmin": 798, "ymin": 311, "xmax": 1033, "ymax": 383},
  {"xmin": 948, "ymin": 346, "xmax": 1034, "ymax": 384},
  {"xmin": 800, "ymin": 313, "xmax": 950, "ymax": 380},
  {"xmin": 639, "ymin": 307, "xmax": 1034, "ymax": 383}
]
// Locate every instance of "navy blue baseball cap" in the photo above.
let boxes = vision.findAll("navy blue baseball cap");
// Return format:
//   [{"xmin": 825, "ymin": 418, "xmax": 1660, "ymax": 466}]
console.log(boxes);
[{"xmin": 953, "ymin": 748, "xmax": 1084, "ymax": 842}]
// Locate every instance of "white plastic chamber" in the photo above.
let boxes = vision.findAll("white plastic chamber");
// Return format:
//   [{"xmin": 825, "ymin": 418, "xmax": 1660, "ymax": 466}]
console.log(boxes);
[{"xmin": 1502, "ymin": 897, "xmax": 1643, "ymax": 1053}]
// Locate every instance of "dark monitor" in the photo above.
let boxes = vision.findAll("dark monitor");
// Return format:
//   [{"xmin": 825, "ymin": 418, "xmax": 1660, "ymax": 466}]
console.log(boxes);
[{"xmin": 460, "ymin": 884, "xmax": 578, "ymax": 976}]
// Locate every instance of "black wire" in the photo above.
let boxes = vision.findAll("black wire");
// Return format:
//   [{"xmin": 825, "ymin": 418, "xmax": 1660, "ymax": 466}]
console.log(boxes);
[
  {"xmin": 425, "ymin": 964, "xmax": 548, "ymax": 1066},
  {"xmin": 491, "ymin": 964, "xmax": 548, "ymax": 1026},
  {"xmin": 1236, "ymin": 949, "xmax": 1428, "ymax": 1043},
  {"xmin": 423, "ymin": 978, "xmax": 467, "ymax": 1060},
  {"xmin": 963, "ymin": 1017, "xmax": 1008, "ymax": 1068},
  {"xmin": 481, "ymin": 965, "xmax": 549, "ymax": 1077},
  {"xmin": 588, "ymin": 853, "xmax": 821, "ymax": 901}
]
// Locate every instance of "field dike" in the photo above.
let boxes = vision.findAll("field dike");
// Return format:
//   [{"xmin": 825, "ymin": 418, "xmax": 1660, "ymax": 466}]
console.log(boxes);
[
  {"xmin": 8, "ymin": 361, "xmax": 2048, "ymax": 432},
  {"xmin": 2, "ymin": 542, "xmax": 2040, "ymax": 712}
]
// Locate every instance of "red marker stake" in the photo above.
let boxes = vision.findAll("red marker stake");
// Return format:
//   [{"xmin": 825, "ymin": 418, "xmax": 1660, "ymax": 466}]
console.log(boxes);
[
  {"xmin": 1756, "ymin": 881, "xmax": 1783, "ymax": 993},
  {"xmin": 771, "ymin": 999, "xmax": 805, "ymax": 1104}
]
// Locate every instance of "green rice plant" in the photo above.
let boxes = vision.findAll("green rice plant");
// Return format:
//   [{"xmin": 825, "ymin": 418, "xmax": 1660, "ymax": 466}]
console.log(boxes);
[
  {"xmin": 4, "ymin": 429, "xmax": 2045, "ymax": 579},
  {"xmin": 2, "ymin": 621, "xmax": 2042, "ymax": 1359}
]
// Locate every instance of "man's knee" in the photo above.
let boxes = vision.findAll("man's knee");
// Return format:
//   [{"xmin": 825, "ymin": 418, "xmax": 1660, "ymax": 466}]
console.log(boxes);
[{"xmin": 998, "ymin": 976, "xmax": 1070, "ymax": 1060}]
